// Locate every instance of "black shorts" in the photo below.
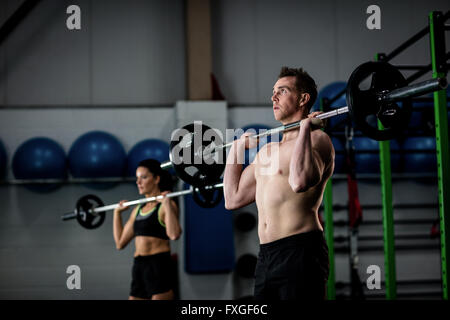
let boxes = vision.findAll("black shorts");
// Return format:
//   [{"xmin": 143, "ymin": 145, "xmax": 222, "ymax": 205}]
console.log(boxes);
[
  {"xmin": 130, "ymin": 251, "xmax": 174, "ymax": 299},
  {"xmin": 254, "ymin": 230, "xmax": 329, "ymax": 300}
]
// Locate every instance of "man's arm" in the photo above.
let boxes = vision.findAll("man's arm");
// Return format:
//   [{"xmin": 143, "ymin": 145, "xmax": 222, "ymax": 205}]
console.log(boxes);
[
  {"xmin": 223, "ymin": 136, "xmax": 257, "ymax": 210},
  {"xmin": 288, "ymin": 117, "xmax": 333, "ymax": 193}
]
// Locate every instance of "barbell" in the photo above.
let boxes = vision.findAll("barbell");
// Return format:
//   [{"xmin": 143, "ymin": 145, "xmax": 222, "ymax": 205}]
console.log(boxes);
[
  {"xmin": 61, "ymin": 182, "xmax": 224, "ymax": 229},
  {"xmin": 160, "ymin": 61, "xmax": 447, "ymax": 188},
  {"xmin": 60, "ymin": 61, "xmax": 447, "ymax": 229}
]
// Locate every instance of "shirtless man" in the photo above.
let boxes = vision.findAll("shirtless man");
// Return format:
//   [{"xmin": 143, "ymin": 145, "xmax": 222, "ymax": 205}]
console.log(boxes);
[{"xmin": 224, "ymin": 67, "xmax": 334, "ymax": 300}]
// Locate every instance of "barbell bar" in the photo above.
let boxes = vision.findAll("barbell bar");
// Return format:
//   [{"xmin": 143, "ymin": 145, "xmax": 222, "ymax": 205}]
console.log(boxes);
[
  {"xmin": 160, "ymin": 80, "xmax": 446, "ymax": 174},
  {"xmin": 160, "ymin": 61, "xmax": 447, "ymax": 187},
  {"xmin": 162, "ymin": 75, "xmax": 445, "ymax": 166},
  {"xmin": 377, "ymin": 77, "xmax": 447, "ymax": 102},
  {"xmin": 61, "ymin": 182, "xmax": 224, "ymax": 229}
]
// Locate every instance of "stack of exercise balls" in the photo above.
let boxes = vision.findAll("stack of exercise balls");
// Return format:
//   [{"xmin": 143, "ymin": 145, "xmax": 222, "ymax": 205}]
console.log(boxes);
[
  {"xmin": 12, "ymin": 137, "xmax": 67, "ymax": 192},
  {"xmin": 7, "ymin": 131, "xmax": 174, "ymax": 191},
  {"xmin": 402, "ymin": 137, "xmax": 436, "ymax": 174},
  {"xmin": 352, "ymin": 137, "xmax": 401, "ymax": 174}
]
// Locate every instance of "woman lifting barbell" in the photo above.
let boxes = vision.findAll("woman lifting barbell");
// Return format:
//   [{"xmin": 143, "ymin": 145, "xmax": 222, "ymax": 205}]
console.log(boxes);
[{"xmin": 113, "ymin": 158, "xmax": 182, "ymax": 300}]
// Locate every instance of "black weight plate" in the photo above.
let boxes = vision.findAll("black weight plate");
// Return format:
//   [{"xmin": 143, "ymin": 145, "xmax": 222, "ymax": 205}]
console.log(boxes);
[
  {"xmin": 193, "ymin": 184, "xmax": 223, "ymax": 208},
  {"xmin": 169, "ymin": 122, "xmax": 225, "ymax": 187},
  {"xmin": 76, "ymin": 194, "xmax": 105, "ymax": 229},
  {"xmin": 346, "ymin": 61, "xmax": 412, "ymax": 141}
]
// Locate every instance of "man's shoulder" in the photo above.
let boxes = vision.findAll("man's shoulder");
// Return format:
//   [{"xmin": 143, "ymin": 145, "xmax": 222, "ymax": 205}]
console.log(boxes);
[
  {"xmin": 311, "ymin": 131, "xmax": 335, "ymax": 165},
  {"xmin": 311, "ymin": 129, "xmax": 333, "ymax": 146}
]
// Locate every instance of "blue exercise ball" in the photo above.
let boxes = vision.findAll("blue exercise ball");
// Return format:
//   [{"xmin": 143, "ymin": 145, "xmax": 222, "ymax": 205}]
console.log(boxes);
[
  {"xmin": 312, "ymin": 81, "xmax": 347, "ymax": 130},
  {"xmin": 127, "ymin": 139, "xmax": 170, "ymax": 176},
  {"xmin": 348, "ymin": 138, "xmax": 401, "ymax": 174},
  {"xmin": 353, "ymin": 137, "xmax": 378, "ymax": 174},
  {"xmin": 12, "ymin": 137, "xmax": 67, "ymax": 192},
  {"xmin": 402, "ymin": 137, "xmax": 436, "ymax": 174},
  {"xmin": 354, "ymin": 138, "xmax": 401, "ymax": 173},
  {"xmin": 0, "ymin": 139, "xmax": 7, "ymax": 180},
  {"xmin": 69, "ymin": 131, "xmax": 126, "ymax": 179},
  {"xmin": 331, "ymin": 137, "xmax": 344, "ymax": 174}
]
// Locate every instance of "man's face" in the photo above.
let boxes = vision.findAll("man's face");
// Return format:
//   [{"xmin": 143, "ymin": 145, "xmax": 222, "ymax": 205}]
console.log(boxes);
[{"xmin": 271, "ymin": 76, "xmax": 302, "ymax": 122}]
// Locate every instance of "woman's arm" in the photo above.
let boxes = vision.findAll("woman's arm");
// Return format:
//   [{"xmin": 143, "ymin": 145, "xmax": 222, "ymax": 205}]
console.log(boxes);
[
  {"xmin": 160, "ymin": 196, "xmax": 182, "ymax": 240},
  {"xmin": 113, "ymin": 201, "xmax": 137, "ymax": 250}
]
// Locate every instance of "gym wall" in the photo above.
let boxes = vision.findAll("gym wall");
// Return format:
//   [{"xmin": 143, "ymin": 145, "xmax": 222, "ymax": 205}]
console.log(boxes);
[{"xmin": 0, "ymin": 0, "xmax": 448, "ymax": 299}]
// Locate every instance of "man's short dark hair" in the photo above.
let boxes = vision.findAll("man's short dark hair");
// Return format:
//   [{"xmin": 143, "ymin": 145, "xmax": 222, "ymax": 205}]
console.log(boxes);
[{"xmin": 278, "ymin": 67, "xmax": 317, "ymax": 112}]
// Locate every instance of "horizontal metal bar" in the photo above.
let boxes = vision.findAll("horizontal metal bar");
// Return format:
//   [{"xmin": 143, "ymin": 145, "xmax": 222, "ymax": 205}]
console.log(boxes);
[
  {"xmin": 406, "ymin": 52, "xmax": 450, "ymax": 83},
  {"xmin": 331, "ymin": 203, "xmax": 438, "ymax": 211},
  {"xmin": 384, "ymin": 27, "xmax": 429, "ymax": 62},
  {"xmin": 336, "ymin": 291, "xmax": 443, "ymax": 299},
  {"xmin": 160, "ymin": 161, "xmax": 173, "ymax": 169},
  {"xmin": 61, "ymin": 212, "xmax": 77, "ymax": 221},
  {"xmin": 1, "ymin": 177, "xmax": 136, "ymax": 185},
  {"xmin": 92, "ymin": 187, "xmax": 195, "ymax": 213},
  {"xmin": 219, "ymin": 107, "xmax": 350, "ymax": 150},
  {"xmin": 164, "ymin": 107, "xmax": 351, "ymax": 165},
  {"xmin": 336, "ymin": 279, "xmax": 442, "ymax": 287},
  {"xmin": 331, "ymin": 173, "xmax": 438, "ymax": 180},
  {"xmin": 334, "ymin": 234, "xmax": 437, "ymax": 242},
  {"xmin": 334, "ymin": 218, "xmax": 436, "ymax": 226},
  {"xmin": 334, "ymin": 243, "xmax": 439, "ymax": 253},
  {"xmin": 380, "ymin": 78, "xmax": 448, "ymax": 102},
  {"xmin": 61, "ymin": 182, "xmax": 224, "ymax": 220},
  {"xmin": 394, "ymin": 65, "xmax": 431, "ymax": 70}
]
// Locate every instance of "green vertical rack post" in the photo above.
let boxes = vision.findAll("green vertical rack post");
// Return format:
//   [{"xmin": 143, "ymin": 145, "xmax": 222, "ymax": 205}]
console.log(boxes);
[
  {"xmin": 429, "ymin": 11, "xmax": 449, "ymax": 300},
  {"xmin": 324, "ymin": 179, "xmax": 335, "ymax": 299},
  {"xmin": 375, "ymin": 54, "xmax": 397, "ymax": 300},
  {"xmin": 321, "ymin": 98, "xmax": 336, "ymax": 300}
]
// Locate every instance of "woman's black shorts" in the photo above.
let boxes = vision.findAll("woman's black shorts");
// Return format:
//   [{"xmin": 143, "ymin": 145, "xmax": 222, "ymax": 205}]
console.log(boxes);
[{"xmin": 130, "ymin": 251, "xmax": 174, "ymax": 299}]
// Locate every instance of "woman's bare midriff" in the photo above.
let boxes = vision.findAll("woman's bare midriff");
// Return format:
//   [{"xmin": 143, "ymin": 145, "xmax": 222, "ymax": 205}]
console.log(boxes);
[{"xmin": 134, "ymin": 236, "xmax": 170, "ymax": 257}]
